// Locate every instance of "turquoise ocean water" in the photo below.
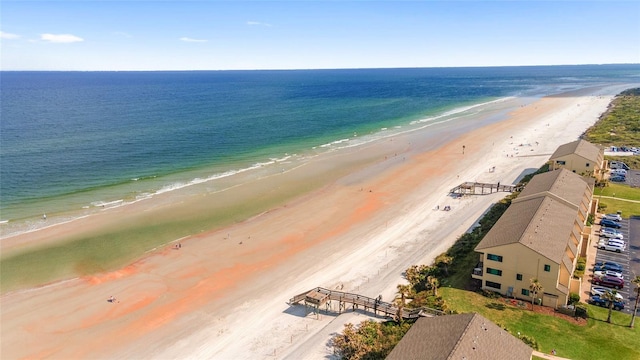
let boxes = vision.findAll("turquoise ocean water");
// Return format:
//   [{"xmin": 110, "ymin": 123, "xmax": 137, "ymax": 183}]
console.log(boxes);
[{"xmin": 1, "ymin": 65, "xmax": 639, "ymax": 234}]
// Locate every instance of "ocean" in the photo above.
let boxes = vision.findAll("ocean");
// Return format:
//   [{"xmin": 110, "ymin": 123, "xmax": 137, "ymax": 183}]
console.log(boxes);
[{"xmin": 1, "ymin": 65, "xmax": 639, "ymax": 235}]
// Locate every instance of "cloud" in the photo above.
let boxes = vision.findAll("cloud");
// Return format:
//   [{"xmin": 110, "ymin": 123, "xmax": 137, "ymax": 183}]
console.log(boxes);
[
  {"xmin": 41, "ymin": 33, "xmax": 84, "ymax": 43},
  {"xmin": 247, "ymin": 21, "xmax": 272, "ymax": 27},
  {"xmin": 1, "ymin": 31, "xmax": 21, "ymax": 40},
  {"xmin": 180, "ymin": 37, "xmax": 208, "ymax": 43},
  {"xmin": 114, "ymin": 32, "xmax": 132, "ymax": 38}
]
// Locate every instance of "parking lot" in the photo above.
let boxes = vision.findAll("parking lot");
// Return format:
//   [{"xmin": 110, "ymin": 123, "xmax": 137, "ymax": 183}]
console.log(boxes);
[
  {"xmin": 591, "ymin": 216, "xmax": 639, "ymax": 314},
  {"xmin": 609, "ymin": 167, "xmax": 640, "ymax": 188}
]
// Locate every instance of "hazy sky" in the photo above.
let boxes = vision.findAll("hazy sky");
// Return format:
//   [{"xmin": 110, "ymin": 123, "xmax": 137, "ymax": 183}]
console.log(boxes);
[{"xmin": 2, "ymin": 1, "xmax": 639, "ymax": 71}]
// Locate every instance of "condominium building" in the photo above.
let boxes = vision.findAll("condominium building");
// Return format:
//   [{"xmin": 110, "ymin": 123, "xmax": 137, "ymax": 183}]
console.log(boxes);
[
  {"xmin": 472, "ymin": 168, "xmax": 595, "ymax": 308},
  {"xmin": 548, "ymin": 139, "xmax": 607, "ymax": 180}
]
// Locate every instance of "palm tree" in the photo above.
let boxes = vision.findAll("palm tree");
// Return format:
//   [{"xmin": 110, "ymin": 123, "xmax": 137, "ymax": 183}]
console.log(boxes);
[
  {"xmin": 395, "ymin": 284, "xmax": 412, "ymax": 323},
  {"xmin": 435, "ymin": 254, "xmax": 454, "ymax": 277},
  {"xmin": 427, "ymin": 276, "xmax": 439, "ymax": 297},
  {"xmin": 602, "ymin": 289, "xmax": 618, "ymax": 323},
  {"xmin": 529, "ymin": 278, "xmax": 543, "ymax": 307},
  {"xmin": 630, "ymin": 276, "xmax": 640, "ymax": 328}
]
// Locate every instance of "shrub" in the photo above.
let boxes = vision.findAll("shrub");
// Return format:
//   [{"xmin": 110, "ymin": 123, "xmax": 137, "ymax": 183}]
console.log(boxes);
[
  {"xmin": 568, "ymin": 293, "xmax": 581, "ymax": 305},
  {"xmin": 575, "ymin": 304, "xmax": 588, "ymax": 319},
  {"xmin": 517, "ymin": 333, "xmax": 540, "ymax": 350}
]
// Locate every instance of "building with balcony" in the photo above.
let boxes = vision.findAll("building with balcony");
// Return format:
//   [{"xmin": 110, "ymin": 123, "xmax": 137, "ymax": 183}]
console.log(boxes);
[
  {"xmin": 548, "ymin": 139, "xmax": 607, "ymax": 180},
  {"xmin": 472, "ymin": 168, "xmax": 594, "ymax": 308}
]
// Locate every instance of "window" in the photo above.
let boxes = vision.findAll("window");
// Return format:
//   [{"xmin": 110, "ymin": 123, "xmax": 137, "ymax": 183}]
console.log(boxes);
[
  {"xmin": 544, "ymin": 264, "xmax": 551, "ymax": 272},
  {"xmin": 485, "ymin": 281, "xmax": 501, "ymax": 289},
  {"xmin": 516, "ymin": 274, "xmax": 523, "ymax": 281},
  {"xmin": 556, "ymin": 160, "xmax": 566, "ymax": 165},
  {"xmin": 487, "ymin": 268, "xmax": 502, "ymax": 276},
  {"xmin": 487, "ymin": 254, "xmax": 503, "ymax": 262},
  {"xmin": 586, "ymin": 163, "xmax": 590, "ymax": 167},
  {"xmin": 521, "ymin": 289, "xmax": 530, "ymax": 296}
]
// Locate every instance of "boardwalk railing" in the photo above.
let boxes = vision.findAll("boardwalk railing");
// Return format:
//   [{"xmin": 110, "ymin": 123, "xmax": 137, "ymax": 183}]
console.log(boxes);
[
  {"xmin": 289, "ymin": 287, "xmax": 444, "ymax": 320},
  {"xmin": 449, "ymin": 182, "xmax": 519, "ymax": 196}
]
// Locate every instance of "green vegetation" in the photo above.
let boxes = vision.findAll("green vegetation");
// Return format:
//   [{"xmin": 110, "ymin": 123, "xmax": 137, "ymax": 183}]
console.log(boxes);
[
  {"xmin": 593, "ymin": 182, "xmax": 640, "ymax": 218},
  {"xmin": 583, "ymin": 88, "xmax": 640, "ymax": 148},
  {"xmin": 441, "ymin": 287, "xmax": 640, "ymax": 360},
  {"xmin": 595, "ymin": 183, "xmax": 640, "ymax": 201},
  {"xmin": 331, "ymin": 320, "xmax": 412, "ymax": 360},
  {"xmin": 584, "ymin": 88, "xmax": 640, "ymax": 170}
]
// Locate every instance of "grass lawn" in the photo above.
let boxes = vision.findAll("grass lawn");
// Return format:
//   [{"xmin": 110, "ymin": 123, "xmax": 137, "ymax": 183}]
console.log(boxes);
[
  {"xmin": 593, "ymin": 183, "xmax": 640, "ymax": 218},
  {"xmin": 441, "ymin": 287, "xmax": 640, "ymax": 360},
  {"xmin": 595, "ymin": 183, "xmax": 640, "ymax": 202}
]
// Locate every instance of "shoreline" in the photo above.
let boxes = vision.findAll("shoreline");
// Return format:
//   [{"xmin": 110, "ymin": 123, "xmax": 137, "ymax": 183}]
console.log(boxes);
[
  {"xmin": 0, "ymin": 83, "xmax": 637, "ymax": 359},
  {"xmin": 0, "ymin": 94, "xmax": 518, "ymax": 239},
  {"xmin": 0, "ymin": 96, "xmax": 515, "ymax": 233},
  {"xmin": 0, "ymin": 93, "xmax": 536, "ymax": 292}
]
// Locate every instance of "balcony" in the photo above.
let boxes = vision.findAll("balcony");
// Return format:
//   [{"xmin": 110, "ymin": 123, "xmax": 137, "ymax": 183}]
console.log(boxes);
[{"xmin": 472, "ymin": 262, "xmax": 483, "ymax": 279}]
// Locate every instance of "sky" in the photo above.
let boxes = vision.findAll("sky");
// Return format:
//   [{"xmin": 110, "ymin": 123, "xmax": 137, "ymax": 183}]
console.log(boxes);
[{"xmin": 1, "ymin": 1, "xmax": 639, "ymax": 71}]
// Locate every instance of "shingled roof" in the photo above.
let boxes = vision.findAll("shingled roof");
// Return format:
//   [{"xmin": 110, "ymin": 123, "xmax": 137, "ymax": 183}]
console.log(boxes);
[
  {"xmin": 475, "ymin": 169, "xmax": 590, "ymax": 264},
  {"xmin": 386, "ymin": 313, "xmax": 532, "ymax": 360},
  {"xmin": 549, "ymin": 139, "xmax": 602, "ymax": 163}
]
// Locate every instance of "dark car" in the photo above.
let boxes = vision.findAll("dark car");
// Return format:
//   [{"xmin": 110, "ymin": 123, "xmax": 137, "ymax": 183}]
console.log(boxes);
[
  {"xmin": 594, "ymin": 261, "xmax": 623, "ymax": 272},
  {"xmin": 589, "ymin": 295, "xmax": 625, "ymax": 310},
  {"xmin": 610, "ymin": 175, "xmax": 626, "ymax": 182},
  {"xmin": 593, "ymin": 275, "xmax": 624, "ymax": 289},
  {"xmin": 600, "ymin": 219, "xmax": 622, "ymax": 229}
]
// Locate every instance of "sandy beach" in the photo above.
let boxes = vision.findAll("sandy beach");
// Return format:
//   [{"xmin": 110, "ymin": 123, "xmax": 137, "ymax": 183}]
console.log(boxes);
[{"xmin": 1, "ymin": 84, "xmax": 636, "ymax": 359}]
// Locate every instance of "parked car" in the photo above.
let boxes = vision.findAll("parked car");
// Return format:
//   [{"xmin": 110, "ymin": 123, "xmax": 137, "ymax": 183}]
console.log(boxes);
[
  {"xmin": 594, "ymin": 270, "xmax": 623, "ymax": 279},
  {"xmin": 610, "ymin": 161, "xmax": 630, "ymax": 170},
  {"xmin": 595, "ymin": 261, "xmax": 623, "ymax": 272},
  {"xmin": 598, "ymin": 240, "xmax": 625, "ymax": 253},
  {"xmin": 611, "ymin": 169, "xmax": 627, "ymax": 176},
  {"xmin": 600, "ymin": 228, "xmax": 623, "ymax": 239},
  {"xmin": 605, "ymin": 238, "xmax": 626, "ymax": 248},
  {"xmin": 589, "ymin": 295, "xmax": 625, "ymax": 310},
  {"xmin": 590, "ymin": 286, "xmax": 624, "ymax": 300},
  {"xmin": 593, "ymin": 275, "xmax": 624, "ymax": 289},
  {"xmin": 600, "ymin": 219, "xmax": 622, "ymax": 229},
  {"xmin": 603, "ymin": 213, "xmax": 622, "ymax": 222},
  {"xmin": 610, "ymin": 175, "xmax": 626, "ymax": 182}
]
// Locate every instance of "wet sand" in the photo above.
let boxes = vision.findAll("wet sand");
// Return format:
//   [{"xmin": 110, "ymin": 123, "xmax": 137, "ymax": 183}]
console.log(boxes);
[{"xmin": 0, "ymin": 84, "xmax": 634, "ymax": 359}]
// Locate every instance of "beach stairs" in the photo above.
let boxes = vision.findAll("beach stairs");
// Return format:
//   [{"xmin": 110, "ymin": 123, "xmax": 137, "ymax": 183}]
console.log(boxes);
[
  {"xmin": 289, "ymin": 287, "xmax": 444, "ymax": 320},
  {"xmin": 449, "ymin": 182, "xmax": 519, "ymax": 196}
]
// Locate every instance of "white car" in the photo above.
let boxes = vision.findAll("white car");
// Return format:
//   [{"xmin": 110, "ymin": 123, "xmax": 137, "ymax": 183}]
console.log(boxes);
[
  {"xmin": 605, "ymin": 238, "xmax": 626, "ymax": 248},
  {"xmin": 591, "ymin": 286, "xmax": 624, "ymax": 300},
  {"xmin": 600, "ymin": 228, "xmax": 623, "ymax": 240},
  {"xmin": 598, "ymin": 240, "xmax": 625, "ymax": 253},
  {"xmin": 603, "ymin": 213, "xmax": 622, "ymax": 222},
  {"xmin": 594, "ymin": 270, "xmax": 624, "ymax": 279}
]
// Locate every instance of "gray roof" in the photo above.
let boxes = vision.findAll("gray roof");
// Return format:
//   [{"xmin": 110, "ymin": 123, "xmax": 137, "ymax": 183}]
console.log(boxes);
[
  {"xmin": 475, "ymin": 196, "xmax": 578, "ymax": 263},
  {"xmin": 475, "ymin": 169, "xmax": 589, "ymax": 264},
  {"xmin": 386, "ymin": 313, "xmax": 532, "ymax": 360},
  {"xmin": 517, "ymin": 169, "xmax": 592, "ymax": 208},
  {"xmin": 549, "ymin": 139, "xmax": 602, "ymax": 163}
]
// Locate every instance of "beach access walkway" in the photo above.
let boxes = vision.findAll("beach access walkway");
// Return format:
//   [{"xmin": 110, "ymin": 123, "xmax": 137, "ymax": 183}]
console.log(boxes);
[
  {"xmin": 289, "ymin": 287, "xmax": 444, "ymax": 320},
  {"xmin": 449, "ymin": 182, "xmax": 520, "ymax": 196}
]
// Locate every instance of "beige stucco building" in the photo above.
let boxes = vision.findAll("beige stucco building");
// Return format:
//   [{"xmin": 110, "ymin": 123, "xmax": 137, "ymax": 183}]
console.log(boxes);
[
  {"xmin": 548, "ymin": 139, "xmax": 607, "ymax": 180},
  {"xmin": 472, "ymin": 169, "xmax": 595, "ymax": 308}
]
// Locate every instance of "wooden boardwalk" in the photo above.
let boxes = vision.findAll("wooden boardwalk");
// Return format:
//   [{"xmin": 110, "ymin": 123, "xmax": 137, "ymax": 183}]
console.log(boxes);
[
  {"xmin": 289, "ymin": 287, "xmax": 444, "ymax": 320},
  {"xmin": 449, "ymin": 182, "xmax": 519, "ymax": 196}
]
